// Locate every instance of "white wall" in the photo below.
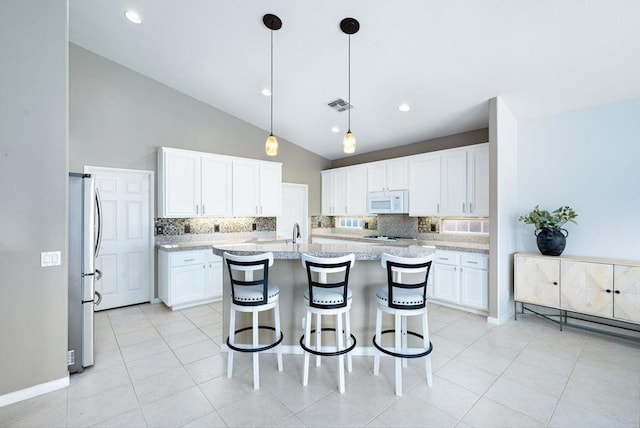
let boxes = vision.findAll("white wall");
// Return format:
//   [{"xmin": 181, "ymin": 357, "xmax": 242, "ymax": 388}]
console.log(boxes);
[{"xmin": 516, "ymin": 97, "xmax": 640, "ymax": 260}]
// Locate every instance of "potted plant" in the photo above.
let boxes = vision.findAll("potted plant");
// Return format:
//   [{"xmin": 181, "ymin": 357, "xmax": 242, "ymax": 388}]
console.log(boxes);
[{"xmin": 519, "ymin": 205, "xmax": 578, "ymax": 256}]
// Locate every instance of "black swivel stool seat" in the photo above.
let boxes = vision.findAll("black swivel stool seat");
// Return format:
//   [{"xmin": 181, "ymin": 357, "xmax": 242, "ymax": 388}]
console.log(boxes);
[
  {"xmin": 223, "ymin": 252, "xmax": 283, "ymax": 390},
  {"xmin": 372, "ymin": 253, "xmax": 434, "ymax": 396},
  {"xmin": 299, "ymin": 253, "xmax": 356, "ymax": 393}
]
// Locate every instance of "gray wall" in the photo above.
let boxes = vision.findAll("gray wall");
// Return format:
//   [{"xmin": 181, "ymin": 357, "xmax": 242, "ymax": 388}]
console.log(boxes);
[
  {"xmin": 330, "ymin": 128, "xmax": 489, "ymax": 168},
  {"xmin": 0, "ymin": 0, "xmax": 69, "ymax": 395},
  {"xmin": 69, "ymin": 44, "xmax": 331, "ymax": 215}
]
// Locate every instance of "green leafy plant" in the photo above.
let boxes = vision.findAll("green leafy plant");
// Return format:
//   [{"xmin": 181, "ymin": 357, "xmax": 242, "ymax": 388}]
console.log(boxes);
[{"xmin": 518, "ymin": 205, "xmax": 578, "ymax": 230}]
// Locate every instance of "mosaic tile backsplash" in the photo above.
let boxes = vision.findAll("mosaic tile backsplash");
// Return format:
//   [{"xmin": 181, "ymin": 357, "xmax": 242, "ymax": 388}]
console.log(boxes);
[{"xmin": 155, "ymin": 217, "xmax": 276, "ymax": 235}]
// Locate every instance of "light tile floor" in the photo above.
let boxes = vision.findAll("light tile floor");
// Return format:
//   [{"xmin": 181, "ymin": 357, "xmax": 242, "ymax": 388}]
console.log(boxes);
[{"xmin": 1, "ymin": 302, "xmax": 639, "ymax": 427}]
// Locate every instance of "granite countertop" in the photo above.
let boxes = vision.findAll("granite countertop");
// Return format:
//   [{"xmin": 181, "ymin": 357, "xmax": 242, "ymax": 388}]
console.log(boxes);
[
  {"xmin": 311, "ymin": 232, "xmax": 489, "ymax": 254},
  {"xmin": 210, "ymin": 241, "xmax": 434, "ymax": 260}
]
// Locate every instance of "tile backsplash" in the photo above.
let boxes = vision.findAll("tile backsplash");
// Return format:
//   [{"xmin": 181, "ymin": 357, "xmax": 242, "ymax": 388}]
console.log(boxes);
[{"xmin": 155, "ymin": 217, "xmax": 276, "ymax": 235}]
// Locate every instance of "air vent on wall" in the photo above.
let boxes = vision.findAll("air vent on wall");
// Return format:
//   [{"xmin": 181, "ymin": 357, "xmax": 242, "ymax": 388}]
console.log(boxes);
[{"xmin": 328, "ymin": 98, "xmax": 353, "ymax": 112}]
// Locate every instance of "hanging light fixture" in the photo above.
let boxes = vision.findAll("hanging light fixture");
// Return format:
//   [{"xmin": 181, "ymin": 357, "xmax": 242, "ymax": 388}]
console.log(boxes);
[
  {"xmin": 340, "ymin": 17, "xmax": 359, "ymax": 154},
  {"xmin": 263, "ymin": 14, "xmax": 282, "ymax": 156}
]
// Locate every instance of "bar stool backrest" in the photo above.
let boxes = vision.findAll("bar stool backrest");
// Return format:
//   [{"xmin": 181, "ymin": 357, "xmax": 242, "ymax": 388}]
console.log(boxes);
[
  {"xmin": 224, "ymin": 252, "xmax": 274, "ymax": 307},
  {"xmin": 380, "ymin": 253, "xmax": 433, "ymax": 310},
  {"xmin": 301, "ymin": 253, "xmax": 355, "ymax": 310}
]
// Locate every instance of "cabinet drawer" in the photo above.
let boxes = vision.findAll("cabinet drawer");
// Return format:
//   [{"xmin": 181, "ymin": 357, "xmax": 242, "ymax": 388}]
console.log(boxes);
[
  {"xmin": 169, "ymin": 250, "xmax": 207, "ymax": 267},
  {"xmin": 434, "ymin": 251, "xmax": 459, "ymax": 266},
  {"xmin": 461, "ymin": 253, "xmax": 488, "ymax": 270}
]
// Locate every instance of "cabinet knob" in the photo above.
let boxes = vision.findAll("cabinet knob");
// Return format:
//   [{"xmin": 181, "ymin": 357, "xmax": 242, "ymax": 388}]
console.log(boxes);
[
  {"xmin": 553, "ymin": 282, "xmax": 558, "ymax": 285},
  {"xmin": 614, "ymin": 290, "xmax": 621, "ymax": 294},
  {"xmin": 605, "ymin": 289, "xmax": 612, "ymax": 293}
]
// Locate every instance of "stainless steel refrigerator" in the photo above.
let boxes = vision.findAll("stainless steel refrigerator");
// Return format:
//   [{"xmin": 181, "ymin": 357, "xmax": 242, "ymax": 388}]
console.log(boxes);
[{"xmin": 68, "ymin": 173, "xmax": 103, "ymax": 373}]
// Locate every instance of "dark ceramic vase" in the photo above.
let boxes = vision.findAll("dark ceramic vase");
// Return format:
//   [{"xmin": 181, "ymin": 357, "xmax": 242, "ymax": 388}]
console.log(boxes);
[{"xmin": 535, "ymin": 227, "xmax": 568, "ymax": 256}]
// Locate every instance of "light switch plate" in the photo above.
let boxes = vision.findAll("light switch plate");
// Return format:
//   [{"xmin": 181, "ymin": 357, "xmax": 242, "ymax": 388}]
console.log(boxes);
[{"xmin": 41, "ymin": 251, "xmax": 62, "ymax": 267}]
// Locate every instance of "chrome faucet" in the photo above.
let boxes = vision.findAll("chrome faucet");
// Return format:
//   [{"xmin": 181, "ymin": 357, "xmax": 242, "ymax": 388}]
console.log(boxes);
[{"xmin": 292, "ymin": 222, "xmax": 301, "ymax": 244}]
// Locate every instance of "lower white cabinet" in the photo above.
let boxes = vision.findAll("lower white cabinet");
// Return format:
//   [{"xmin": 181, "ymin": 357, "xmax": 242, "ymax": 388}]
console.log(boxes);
[
  {"xmin": 431, "ymin": 250, "xmax": 488, "ymax": 312},
  {"xmin": 158, "ymin": 249, "xmax": 222, "ymax": 310}
]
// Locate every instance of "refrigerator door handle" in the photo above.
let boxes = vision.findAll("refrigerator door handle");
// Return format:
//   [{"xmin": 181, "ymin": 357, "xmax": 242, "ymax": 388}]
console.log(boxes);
[
  {"xmin": 95, "ymin": 187, "xmax": 103, "ymax": 258},
  {"xmin": 94, "ymin": 290, "xmax": 102, "ymax": 306}
]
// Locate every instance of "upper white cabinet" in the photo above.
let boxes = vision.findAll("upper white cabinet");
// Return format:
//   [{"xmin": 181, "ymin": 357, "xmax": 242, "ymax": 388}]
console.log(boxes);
[
  {"xmin": 322, "ymin": 166, "xmax": 367, "ymax": 215},
  {"xmin": 158, "ymin": 147, "xmax": 280, "ymax": 218},
  {"xmin": 232, "ymin": 159, "xmax": 282, "ymax": 217},
  {"xmin": 408, "ymin": 153, "xmax": 441, "ymax": 216},
  {"xmin": 158, "ymin": 148, "xmax": 232, "ymax": 218},
  {"xmin": 408, "ymin": 143, "xmax": 489, "ymax": 217},
  {"xmin": 466, "ymin": 145, "xmax": 490, "ymax": 216},
  {"xmin": 367, "ymin": 158, "xmax": 408, "ymax": 192}
]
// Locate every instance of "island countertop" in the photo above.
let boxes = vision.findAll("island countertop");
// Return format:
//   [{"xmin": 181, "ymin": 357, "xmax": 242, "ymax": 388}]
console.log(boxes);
[{"xmin": 210, "ymin": 241, "xmax": 434, "ymax": 260}]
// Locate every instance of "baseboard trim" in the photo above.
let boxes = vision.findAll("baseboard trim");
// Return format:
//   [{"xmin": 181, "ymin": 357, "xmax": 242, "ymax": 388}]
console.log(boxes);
[
  {"xmin": 487, "ymin": 311, "xmax": 513, "ymax": 325},
  {"xmin": 0, "ymin": 375, "xmax": 69, "ymax": 408}
]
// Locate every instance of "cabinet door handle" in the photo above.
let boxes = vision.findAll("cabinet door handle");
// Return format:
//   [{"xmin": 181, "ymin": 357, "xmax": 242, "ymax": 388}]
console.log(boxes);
[
  {"xmin": 462, "ymin": 202, "xmax": 465, "ymax": 212},
  {"xmin": 196, "ymin": 205, "xmax": 199, "ymax": 214},
  {"xmin": 470, "ymin": 203, "xmax": 473, "ymax": 213},
  {"xmin": 605, "ymin": 289, "xmax": 612, "ymax": 293},
  {"xmin": 437, "ymin": 203, "xmax": 440, "ymax": 213},
  {"xmin": 467, "ymin": 261, "xmax": 478, "ymax": 264},
  {"xmin": 202, "ymin": 204, "xmax": 205, "ymax": 215},
  {"xmin": 184, "ymin": 258, "xmax": 195, "ymax": 262},
  {"xmin": 553, "ymin": 282, "xmax": 558, "ymax": 285},
  {"xmin": 614, "ymin": 290, "xmax": 621, "ymax": 294}
]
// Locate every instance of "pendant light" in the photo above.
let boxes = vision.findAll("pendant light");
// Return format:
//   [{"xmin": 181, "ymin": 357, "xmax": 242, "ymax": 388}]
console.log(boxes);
[
  {"xmin": 264, "ymin": 14, "xmax": 282, "ymax": 156},
  {"xmin": 340, "ymin": 17, "xmax": 359, "ymax": 154}
]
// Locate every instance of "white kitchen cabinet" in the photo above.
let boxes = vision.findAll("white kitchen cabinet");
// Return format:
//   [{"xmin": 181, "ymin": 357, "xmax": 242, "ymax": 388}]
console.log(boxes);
[
  {"xmin": 158, "ymin": 147, "xmax": 233, "ymax": 218},
  {"xmin": 321, "ymin": 169, "xmax": 346, "ymax": 215},
  {"xmin": 367, "ymin": 158, "xmax": 408, "ymax": 192},
  {"xmin": 431, "ymin": 250, "xmax": 488, "ymax": 312},
  {"xmin": 408, "ymin": 153, "xmax": 441, "ymax": 216},
  {"xmin": 440, "ymin": 150, "xmax": 467, "ymax": 216},
  {"xmin": 232, "ymin": 159, "xmax": 282, "ymax": 217},
  {"xmin": 345, "ymin": 166, "xmax": 368, "ymax": 215},
  {"xmin": 408, "ymin": 144, "xmax": 489, "ymax": 217},
  {"xmin": 466, "ymin": 144, "xmax": 490, "ymax": 216},
  {"xmin": 158, "ymin": 249, "xmax": 222, "ymax": 310}
]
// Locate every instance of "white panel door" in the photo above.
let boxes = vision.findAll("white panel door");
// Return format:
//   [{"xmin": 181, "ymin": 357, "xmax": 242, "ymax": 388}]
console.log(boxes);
[{"xmin": 89, "ymin": 168, "xmax": 152, "ymax": 311}]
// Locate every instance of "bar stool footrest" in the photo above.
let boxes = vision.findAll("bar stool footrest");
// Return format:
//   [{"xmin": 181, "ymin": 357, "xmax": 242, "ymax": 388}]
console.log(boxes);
[
  {"xmin": 227, "ymin": 325, "xmax": 284, "ymax": 353},
  {"xmin": 300, "ymin": 328, "xmax": 357, "ymax": 356},
  {"xmin": 372, "ymin": 330, "xmax": 433, "ymax": 358}
]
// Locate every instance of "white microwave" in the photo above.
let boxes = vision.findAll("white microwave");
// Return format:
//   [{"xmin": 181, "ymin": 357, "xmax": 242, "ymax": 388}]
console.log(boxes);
[{"xmin": 367, "ymin": 191, "xmax": 409, "ymax": 214}]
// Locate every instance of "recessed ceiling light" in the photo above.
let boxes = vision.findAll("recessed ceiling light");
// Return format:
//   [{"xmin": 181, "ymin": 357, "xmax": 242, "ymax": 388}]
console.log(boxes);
[
  {"xmin": 124, "ymin": 10, "xmax": 143, "ymax": 24},
  {"xmin": 398, "ymin": 103, "xmax": 411, "ymax": 112},
  {"xmin": 261, "ymin": 88, "xmax": 271, "ymax": 96},
  {"xmin": 331, "ymin": 126, "xmax": 340, "ymax": 133}
]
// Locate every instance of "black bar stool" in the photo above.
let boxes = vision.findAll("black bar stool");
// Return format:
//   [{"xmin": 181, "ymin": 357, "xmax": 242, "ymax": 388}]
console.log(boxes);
[
  {"xmin": 299, "ymin": 253, "xmax": 356, "ymax": 393},
  {"xmin": 224, "ymin": 252, "xmax": 283, "ymax": 390},
  {"xmin": 372, "ymin": 253, "xmax": 434, "ymax": 396}
]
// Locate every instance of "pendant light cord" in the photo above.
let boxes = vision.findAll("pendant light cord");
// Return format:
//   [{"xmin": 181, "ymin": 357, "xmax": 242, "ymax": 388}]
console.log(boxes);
[
  {"xmin": 270, "ymin": 28, "xmax": 274, "ymax": 135},
  {"xmin": 348, "ymin": 33, "xmax": 351, "ymax": 133}
]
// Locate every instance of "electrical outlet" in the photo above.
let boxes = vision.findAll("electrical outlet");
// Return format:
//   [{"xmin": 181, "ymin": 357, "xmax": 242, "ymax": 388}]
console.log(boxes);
[
  {"xmin": 364, "ymin": 222, "xmax": 369, "ymax": 229},
  {"xmin": 184, "ymin": 224, "xmax": 191, "ymax": 234},
  {"xmin": 214, "ymin": 224, "xmax": 220, "ymax": 233},
  {"xmin": 317, "ymin": 221, "xmax": 321, "ymax": 228},
  {"xmin": 252, "ymin": 223, "xmax": 257, "ymax": 231},
  {"xmin": 155, "ymin": 225, "xmax": 164, "ymax": 235},
  {"xmin": 41, "ymin": 251, "xmax": 62, "ymax": 267}
]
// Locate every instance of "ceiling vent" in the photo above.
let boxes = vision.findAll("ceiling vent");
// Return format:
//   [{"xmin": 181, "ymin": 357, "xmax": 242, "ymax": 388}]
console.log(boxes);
[{"xmin": 328, "ymin": 98, "xmax": 353, "ymax": 112}]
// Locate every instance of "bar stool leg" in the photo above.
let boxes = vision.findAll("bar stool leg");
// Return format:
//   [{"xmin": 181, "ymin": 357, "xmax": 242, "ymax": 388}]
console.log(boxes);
[
  {"xmin": 303, "ymin": 310, "xmax": 312, "ymax": 386},
  {"xmin": 423, "ymin": 312, "xmax": 433, "ymax": 387},
  {"xmin": 401, "ymin": 315, "xmax": 408, "ymax": 368},
  {"xmin": 227, "ymin": 307, "xmax": 236, "ymax": 378},
  {"xmin": 315, "ymin": 313, "xmax": 322, "ymax": 367},
  {"xmin": 336, "ymin": 312, "xmax": 345, "ymax": 394},
  {"xmin": 345, "ymin": 310, "xmax": 352, "ymax": 372},
  {"xmin": 274, "ymin": 302, "xmax": 283, "ymax": 372},
  {"xmin": 395, "ymin": 312, "xmax": 402, "ymax": 396},
  {"xmin": 252, "ymin": 309, "xmax": 260, "ymax": 390},
  {"xmin": 373, "ymin": 307, "xmax": 382, "ymax": 376}
]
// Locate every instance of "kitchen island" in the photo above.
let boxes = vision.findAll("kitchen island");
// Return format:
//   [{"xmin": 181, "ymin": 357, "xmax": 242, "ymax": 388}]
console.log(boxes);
[{"xmin": 211, "ymin": 241, "xmax": 435, "ymax": 353}]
